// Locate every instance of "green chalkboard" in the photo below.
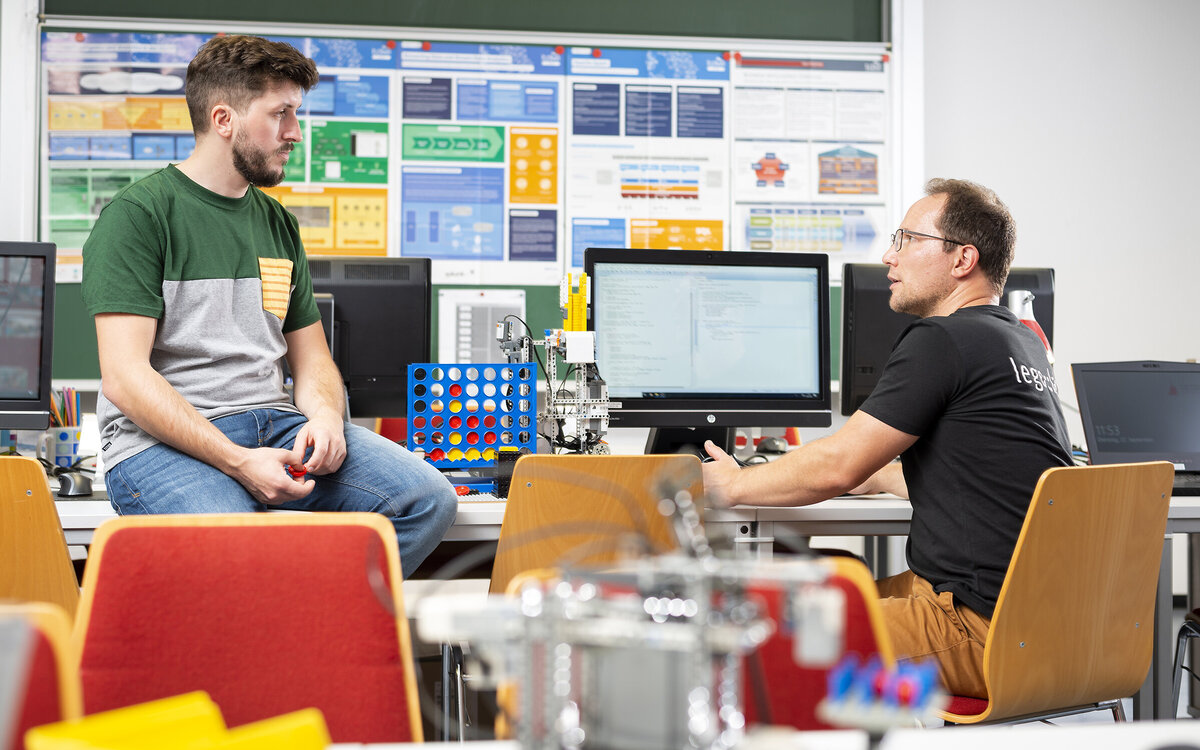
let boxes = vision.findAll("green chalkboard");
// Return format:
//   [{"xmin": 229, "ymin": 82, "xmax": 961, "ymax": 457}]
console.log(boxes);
[
  {"xmin": 52, "ymin": 283, "xmax": 100, "ymax": 381},
  {"xmin": 44, "ymin": 1, "xmax": 884, "ymax": 43}
]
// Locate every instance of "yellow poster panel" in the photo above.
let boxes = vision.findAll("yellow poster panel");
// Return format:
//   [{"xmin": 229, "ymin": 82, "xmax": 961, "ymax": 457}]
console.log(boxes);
[
  {"xmin": 49, "ymin": 96, "xmax": 190, "ymax": 131},
  {"xmin": 630, "ymin": 219, "xmax": 724, "ymax": 251},
  {"xmin": 509, "ymin": 127, "xmax": 558, "ymax": 204},
  {"xmin": 263, "ymin": 186, "xmax": 388, "ymax": 256},
  {"xmin": 48, "ymin": 99, "xmax": 105, "ymax": 130}
]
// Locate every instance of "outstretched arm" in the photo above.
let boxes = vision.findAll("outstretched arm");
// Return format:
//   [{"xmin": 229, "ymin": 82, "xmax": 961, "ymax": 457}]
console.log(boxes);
[
  {"xmin": 701, "ymin": 410, "xmax": 916, "ymax": 507},
  {"xmin": 96, "ymin": 312, "xmax": 314, "ymax": 504}
]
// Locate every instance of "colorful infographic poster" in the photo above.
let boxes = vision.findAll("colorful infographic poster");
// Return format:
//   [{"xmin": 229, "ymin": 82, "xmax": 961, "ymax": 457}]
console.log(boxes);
[
  {"xmin": 730, "ymin": 54, "xmax": 889, "ymax": 268},
  {"xmin": 564, "ymin": 46, "xmax": 731, "ymax": 267},
  {"xmin": 40, "ymin": 31, "xmax": 396, "ymax": 264},
  {"xmin": 39, "ymin": 30, "xmax": 894, "ymax": 288},
  {"xmin": 40, "ymin": 32, "xmax": 209, "ymax": 274},
  {"xmin": 397, "ymin": 40, "xmax": 564, "ymax": 284}
]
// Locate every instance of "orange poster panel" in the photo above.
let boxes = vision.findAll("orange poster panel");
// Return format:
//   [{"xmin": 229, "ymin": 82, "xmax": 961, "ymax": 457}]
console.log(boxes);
[
  {"xmin": 508, "ymin": 128, "xmax": 558, "ymax": 204},
  {"xmin": 630, "ymin": 219, "xmax": 724, "ymax": 251}
]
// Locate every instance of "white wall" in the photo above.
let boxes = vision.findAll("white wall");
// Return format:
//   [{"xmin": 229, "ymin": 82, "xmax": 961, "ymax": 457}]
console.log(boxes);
[{"xmin": 924, "ymin": 0, "xmax": 1200, "ymax": 446}]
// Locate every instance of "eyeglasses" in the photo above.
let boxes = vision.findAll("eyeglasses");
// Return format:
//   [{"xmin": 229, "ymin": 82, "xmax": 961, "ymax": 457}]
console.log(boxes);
[{"xmin": 889, "ymin": 228, "xmax": 968, "ymax": 251}]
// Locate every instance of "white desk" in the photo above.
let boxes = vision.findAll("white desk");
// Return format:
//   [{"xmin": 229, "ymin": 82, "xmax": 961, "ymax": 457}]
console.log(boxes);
[{"xmin": 54, "ymin": 498, "xmax": 759, "ymax": 545}]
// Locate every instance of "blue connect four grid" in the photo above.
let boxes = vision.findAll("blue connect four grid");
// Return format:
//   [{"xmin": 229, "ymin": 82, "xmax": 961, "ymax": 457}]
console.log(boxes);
[{"xmin": 406, "ymin": 363, "xmax": 537, "ymax": 468}]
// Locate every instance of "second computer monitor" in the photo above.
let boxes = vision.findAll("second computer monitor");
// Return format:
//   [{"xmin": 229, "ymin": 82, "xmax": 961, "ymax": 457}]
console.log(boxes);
[
  {"xmin": 586, "ymin": 248, "xmax": 831, "ymax": 453},
  {"xmin": 840, "ymin": 263, "xmax": 1055, "ymax": 416},
  {"xmin": 309, "ymin": 257, "xmax": 431, "ymax": 419}
]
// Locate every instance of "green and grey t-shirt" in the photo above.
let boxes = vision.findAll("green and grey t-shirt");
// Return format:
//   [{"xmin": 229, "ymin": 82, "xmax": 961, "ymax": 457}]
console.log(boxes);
[{"xmin": 82, "ymin": 165, "xmax": 320, "ymax": 468}]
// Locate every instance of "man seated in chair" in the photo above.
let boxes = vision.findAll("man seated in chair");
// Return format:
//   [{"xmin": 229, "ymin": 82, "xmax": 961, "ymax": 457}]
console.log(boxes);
[
  {"xmin": 702, "ymin": 178, "xmax": 1072, "ymax": 698},
  {"xmin": 81, "ymin": 35, "xmax": 457, "ymax": 577}
]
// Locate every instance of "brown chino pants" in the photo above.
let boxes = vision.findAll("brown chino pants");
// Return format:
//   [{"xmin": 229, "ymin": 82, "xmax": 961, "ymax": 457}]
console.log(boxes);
[{"xmin": 876, "ymin": 570, "xmax": 992, "ymax": 698}]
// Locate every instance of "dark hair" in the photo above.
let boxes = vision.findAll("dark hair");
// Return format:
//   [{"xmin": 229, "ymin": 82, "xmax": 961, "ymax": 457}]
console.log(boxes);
[
  {"xmin": 185, "ymin": 35, "xmax": 318, "ymax": 135},
  {"xmin": 925, "ymin": 178, "xmax": 1016, "ymax": 295}
]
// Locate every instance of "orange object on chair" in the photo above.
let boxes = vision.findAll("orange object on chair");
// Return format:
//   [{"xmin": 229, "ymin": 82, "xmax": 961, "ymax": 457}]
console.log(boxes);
[
  {"xmin": 73, "ymin": 513, "xmax": 422, "ymax": 743},
  {"xmin": 374, "ymin": 418, "xmax": 407, "ymax": 443}
]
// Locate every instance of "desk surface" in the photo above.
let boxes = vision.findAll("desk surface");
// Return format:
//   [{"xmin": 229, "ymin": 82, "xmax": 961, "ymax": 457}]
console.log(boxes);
[{"xmin": 56, "ymin": 494, "xmax": 1200, "ymax": 544}]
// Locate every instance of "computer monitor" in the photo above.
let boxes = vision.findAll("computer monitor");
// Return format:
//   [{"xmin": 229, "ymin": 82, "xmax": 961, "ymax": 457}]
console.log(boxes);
[
  {"xmin": 585, "ymin": 248, "xmax": 831, "ymax": 455},
  {"xmin": 840, "ymin": 263, "xmax": 1055, "ymax": 416},
  {"xmin": 0, "ymin": 242, "xmax": 56, "ymax": 430},
  {"xmin": 308, "ymin": 257, "xmax": 431, "ymax": 418}
]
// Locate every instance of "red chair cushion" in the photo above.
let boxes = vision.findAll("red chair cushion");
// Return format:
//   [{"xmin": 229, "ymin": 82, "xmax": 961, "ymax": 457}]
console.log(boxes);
[
  {"xmin": 944, "ymin": 694, "xmax": 989, "ymax": 717},
  {"xmin": 79, "ymin": 524, "xmax": 412, "ymax": 743}
]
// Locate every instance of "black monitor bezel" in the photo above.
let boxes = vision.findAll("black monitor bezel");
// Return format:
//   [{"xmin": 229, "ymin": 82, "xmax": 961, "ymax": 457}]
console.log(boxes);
[
  {"xmin": 1072, "ymin": 360, "xmax": 1200, "ymax": 469},
  {"xmin": 0, "ymin": 241, "xmax": 56, "ymax": 430},
  {"xmin": 584, "ymin": 247, "xmax": 832, "ymax": 429},
  {"xmin": 840, "ymin": 263, "xmax": 1056, "ymax": 416},
  {"xmin": 308, "ymin": 256, "xmax": 431, "ymax": 419}
]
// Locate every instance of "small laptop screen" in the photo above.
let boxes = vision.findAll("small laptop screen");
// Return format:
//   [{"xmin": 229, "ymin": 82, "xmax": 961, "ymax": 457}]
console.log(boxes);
[{"xmin": 1073, "ymin": 362, "xmax": 1200, "ymax": 469}]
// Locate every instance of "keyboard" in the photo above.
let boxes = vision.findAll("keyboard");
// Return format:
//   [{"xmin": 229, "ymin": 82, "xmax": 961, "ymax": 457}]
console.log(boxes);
[
  {"xmin": 458, "ymin": 492, "xmax": 502, "ymax": 503},
  {"xmin": 1175, "ymin": 472, "xmax": 1200, "ymax": 496}
]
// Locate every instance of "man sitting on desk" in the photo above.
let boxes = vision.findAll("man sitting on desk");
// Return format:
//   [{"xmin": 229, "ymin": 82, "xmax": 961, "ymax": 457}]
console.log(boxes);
[
  {"xmin": 702, "ymin": 178, "xmax": 1072, "ymax": 698},
  {"xmin": 80, "ymin": 35, "xmax": 457, "ymax": 577}
]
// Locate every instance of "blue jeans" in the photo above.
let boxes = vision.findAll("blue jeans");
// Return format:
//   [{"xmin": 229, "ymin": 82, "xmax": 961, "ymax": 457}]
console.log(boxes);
[{"xmin": 105, "ymin": 409, "xmax": 458, "ymax": 577}]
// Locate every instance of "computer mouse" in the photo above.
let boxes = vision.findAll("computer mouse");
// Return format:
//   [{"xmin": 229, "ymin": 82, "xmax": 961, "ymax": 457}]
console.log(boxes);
[
  {"xmin": 57, "ymin": 471, "xmax": 93, "ymax": 498},
  {"xmin": 757, "ymin": 436, "xmax": 789, "ymax": 454},
  {"xmin": 744, "ymin": 454, "xmax": 770, "ymax": 465}
]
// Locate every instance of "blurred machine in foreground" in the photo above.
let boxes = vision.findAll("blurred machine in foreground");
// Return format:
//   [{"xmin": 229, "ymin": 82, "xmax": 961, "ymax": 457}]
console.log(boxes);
[{"xmin": 418, "ymin": 475, "xmax": 943, "ymax": 748}]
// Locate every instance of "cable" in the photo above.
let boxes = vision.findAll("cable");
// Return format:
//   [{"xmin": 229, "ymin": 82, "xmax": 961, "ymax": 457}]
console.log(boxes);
[{"xmin": 501, "ymin": 314, "xmax": 551, "ymax": 386}]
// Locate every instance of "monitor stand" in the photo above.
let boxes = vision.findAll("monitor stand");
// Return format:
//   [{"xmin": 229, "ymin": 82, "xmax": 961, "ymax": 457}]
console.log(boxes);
[{"xmin": 644, "ymin": 427, "xmax": 736, "ymax": 458}]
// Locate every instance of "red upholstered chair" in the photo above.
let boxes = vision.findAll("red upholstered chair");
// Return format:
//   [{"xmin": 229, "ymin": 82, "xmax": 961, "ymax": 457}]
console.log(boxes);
[
  {"xmin": 742, "ymin": 556, "xmax": 895, "ymax": 730},
  {"xmin": 72, "ymin": 513, "xmax": 422, "ymax": 743},
  {"xmin": 0, "ymin": 602, "xmax": 80, "ymax": 750},
  {"xmin": 374, "ymin": 418, "xmax": 407, "ymax": 444}
]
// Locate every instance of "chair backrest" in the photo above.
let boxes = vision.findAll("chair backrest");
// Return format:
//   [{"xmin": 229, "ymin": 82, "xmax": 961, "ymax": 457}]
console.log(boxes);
[
  {"xmin": 0, "ymin": 456, "xmax": 79, "ymax": 618},
  {"xmin": 942, "ymin": 461, "xmax": 1174, "ymax": 723},
  {"xmin": 73, "ymin": 513, "xmax": 422, "ymax": 743},
  {"xmin": 489, "ymin": 454, "xmax": 702, "ymax": 594},
  {"xmin": 0, "ymin": 602, "xmax": 80, "ymax": 750},
  {"xmin": 742, "ymin": 556, "xmax": 895, "ymax": 729}
]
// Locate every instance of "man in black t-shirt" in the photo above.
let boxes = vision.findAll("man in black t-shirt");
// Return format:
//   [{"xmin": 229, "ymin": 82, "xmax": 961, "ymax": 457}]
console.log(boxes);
[{"xmin": 702, "ymin": 179, "xmax": 1071, "ymax": 698}]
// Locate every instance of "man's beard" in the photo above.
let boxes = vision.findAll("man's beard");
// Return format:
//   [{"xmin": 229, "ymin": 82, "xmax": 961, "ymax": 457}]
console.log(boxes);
[
  {"xmin": 890, "ymin": 278, "xmax": 951, "ymax": 319},
  {"xmin": 232, "ymin": 131, "xmax": 290, "ymax": 188}
]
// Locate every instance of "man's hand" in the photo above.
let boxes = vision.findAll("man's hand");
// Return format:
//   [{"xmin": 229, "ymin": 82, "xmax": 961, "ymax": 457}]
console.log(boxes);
[
  {"xmin": 229, "ymin": 445, "xmax": 316, "ymax": 505},
  {"xmin": 292, "ymin": 413, "xmax": 347, "ymax": 475},
  {"xmin": 701, "ymin": 439, "xmax": 743, "ymax": 508}
]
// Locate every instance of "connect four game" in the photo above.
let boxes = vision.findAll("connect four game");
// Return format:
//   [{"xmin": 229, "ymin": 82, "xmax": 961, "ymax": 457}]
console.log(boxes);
[{"xmin": 407, "ymin": 363, "xmax": 537, "ymax": 468}]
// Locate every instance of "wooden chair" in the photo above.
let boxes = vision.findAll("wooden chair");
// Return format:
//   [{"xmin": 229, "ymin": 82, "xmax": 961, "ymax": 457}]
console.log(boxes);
[
  {"xmin": 489, "ymin": 454, "xmax": 703, "ymax": 594},
  {"xmin": 743, "ymin": 555, "xmax": 896, "ymax": 729},
  {"xmin": 0, "ymin": 456, "xmax": 79, "ymax": 618},
  {"xmin": 0, "ymin": 602, "xmax": 80, "ymax": 750},
  {"xmin": 73, "ymin": 513, "xmax": 423, "ymax": 743},
  {"xmin": 940, "ymin": 461, "xmax": 1174, "ymax": 724}
]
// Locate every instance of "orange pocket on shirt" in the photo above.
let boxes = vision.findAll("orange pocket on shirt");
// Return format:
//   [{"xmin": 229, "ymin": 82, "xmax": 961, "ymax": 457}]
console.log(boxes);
[{"xmin": 258, "ymin": 257, "xmax": 294, "ymax": 321}]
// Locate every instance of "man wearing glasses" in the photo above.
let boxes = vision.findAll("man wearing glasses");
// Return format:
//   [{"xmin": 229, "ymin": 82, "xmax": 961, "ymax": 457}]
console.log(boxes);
[{"xmin": 702, "ymin": 178, "xmax": 1072, "ymax": 698}]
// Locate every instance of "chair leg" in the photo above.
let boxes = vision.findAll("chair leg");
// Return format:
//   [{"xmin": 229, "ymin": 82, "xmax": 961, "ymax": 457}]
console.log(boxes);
[
  {"xmin": 1110, "ymin": 699, "xmax": 1126, "ymax": 722},
  {"xmin": 1172, "ymin": 622, "xmax": 1200, "ymax": 720}
]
